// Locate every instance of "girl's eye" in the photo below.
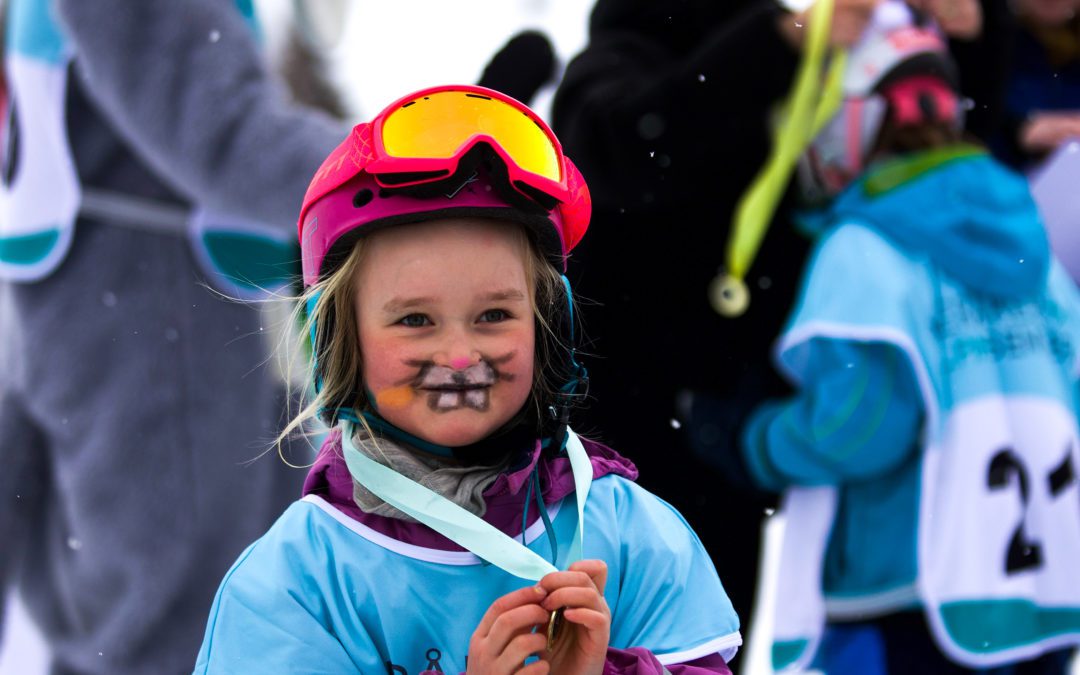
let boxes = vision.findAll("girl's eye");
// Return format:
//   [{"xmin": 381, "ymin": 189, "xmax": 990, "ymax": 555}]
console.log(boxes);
[
  {"xmin": 398, "ymin": 314, "xmax": 431, "ymax": 328},
  {"xmin": 479, "ymin": 309, "xmax": 510, "ymax": 323}
]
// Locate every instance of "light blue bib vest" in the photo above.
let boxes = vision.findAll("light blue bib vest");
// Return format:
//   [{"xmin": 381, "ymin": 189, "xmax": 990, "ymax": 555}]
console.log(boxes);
[
  {"xmin": 194, "ymin": 469, "xmax": 742, "ymax": 673},
  {"xmin": 0, "ymin": 0, "xmax": 296, "ymax": 299},
  {"xmin": 765, "ymin": 223, "xmax": 1080, "ymax": 670}
]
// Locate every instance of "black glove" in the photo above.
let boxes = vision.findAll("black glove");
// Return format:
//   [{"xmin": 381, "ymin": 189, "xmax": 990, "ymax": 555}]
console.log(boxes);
[
  {"xmin": 678, "ymin": 388, "xmax": 776, "ymax": 497},
  {"xmin": 477, "ymin": 30, "xmax": 556, "ymax": 105}
]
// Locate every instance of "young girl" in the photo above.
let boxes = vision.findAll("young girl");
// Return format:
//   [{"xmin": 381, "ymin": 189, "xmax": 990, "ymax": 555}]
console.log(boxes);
[
  {"xmin": 740, "ymin": 4, "xmax": 1080, "ymax": 673},
  {"xmin": 193, "ymin": 85, "xmax": 741, "ymax": 674}
]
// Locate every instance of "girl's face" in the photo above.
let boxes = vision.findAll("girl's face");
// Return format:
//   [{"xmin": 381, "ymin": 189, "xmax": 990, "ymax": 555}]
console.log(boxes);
[{"xmin": 354, "ymin": 218, "xmax": 536, "ymax": 449}]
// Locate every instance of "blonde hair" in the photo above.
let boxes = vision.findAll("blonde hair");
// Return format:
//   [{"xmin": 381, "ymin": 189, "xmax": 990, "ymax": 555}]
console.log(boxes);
[{"xmin": 276, "ymin": 220, "xmax": 571, "ymax": 454}]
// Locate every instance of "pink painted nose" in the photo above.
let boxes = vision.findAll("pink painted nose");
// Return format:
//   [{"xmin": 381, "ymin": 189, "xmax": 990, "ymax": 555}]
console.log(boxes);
[{"xmin": 433, "ymin": 342, "xmax": 482, "ymax": 370}]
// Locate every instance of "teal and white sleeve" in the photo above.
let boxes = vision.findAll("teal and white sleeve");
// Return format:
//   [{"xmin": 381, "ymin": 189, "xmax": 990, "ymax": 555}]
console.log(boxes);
[
  {"xmin": 741, "ymin": 339, "xmax": 923, "ymax": 491},
  {"xmin": 740, "ymin": 223, "xmax": 928, "ymax": 491}
]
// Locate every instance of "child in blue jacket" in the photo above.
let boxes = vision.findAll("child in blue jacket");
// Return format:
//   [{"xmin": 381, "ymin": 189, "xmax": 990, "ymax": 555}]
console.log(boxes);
[
  {"xmin": 741, "ymin": 3, "xmax": 1080, "ymax": 673},
  {"xmin": 194, "ymin": 84, "xmax": 742, "ymax": 674}
]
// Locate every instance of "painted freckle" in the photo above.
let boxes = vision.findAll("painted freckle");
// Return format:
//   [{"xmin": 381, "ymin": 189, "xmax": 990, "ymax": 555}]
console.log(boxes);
[{"xmin": 375, "ymin": 385, "xmax": 415, "ymax": 409}]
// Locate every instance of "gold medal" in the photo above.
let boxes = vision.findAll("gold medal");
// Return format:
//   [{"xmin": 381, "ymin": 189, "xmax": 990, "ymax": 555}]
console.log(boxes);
[
  {"xmin": 708, "ymin": 273, "xmax": 750, "ymax": 317},
  {"xmin": 546, "ymin": 607, "xmax": 565, "ymax": 652}
]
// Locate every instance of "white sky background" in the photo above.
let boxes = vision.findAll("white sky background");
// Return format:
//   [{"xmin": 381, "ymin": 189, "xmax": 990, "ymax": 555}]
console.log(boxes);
[{"xmin": 257, "ymin": 0, "xmax": 592, "ymax": 123}]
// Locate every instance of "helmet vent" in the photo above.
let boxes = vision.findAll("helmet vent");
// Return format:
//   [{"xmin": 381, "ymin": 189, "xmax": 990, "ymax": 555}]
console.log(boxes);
[
  {"xmin": 513, "ymin": 180, "xmax": 558, "ymax": 210},
  {"xmin": 353, "ymin": 188, "xmax": 374, "ymax": 208}
]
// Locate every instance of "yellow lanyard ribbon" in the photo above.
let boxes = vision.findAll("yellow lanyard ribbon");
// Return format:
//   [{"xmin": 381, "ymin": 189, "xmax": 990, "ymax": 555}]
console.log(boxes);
[{"xmin": 711, "ymin": 0, "xmax": 848, "ymax": 317}]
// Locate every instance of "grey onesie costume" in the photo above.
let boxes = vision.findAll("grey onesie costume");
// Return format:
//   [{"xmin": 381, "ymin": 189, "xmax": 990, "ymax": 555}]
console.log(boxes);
[{"xmin": 0, "ymin": 0, "xmax": 346, "ymax": 672}]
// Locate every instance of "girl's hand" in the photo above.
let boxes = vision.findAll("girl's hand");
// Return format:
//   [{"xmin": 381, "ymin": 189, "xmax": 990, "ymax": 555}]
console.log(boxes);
[
  {"xmin": 467, "ymin": 585, "xmax": 552, "ymax": 675},
  {"xmin": 537, "ymin": 560, "xmax": 612, "ymax": 675}
]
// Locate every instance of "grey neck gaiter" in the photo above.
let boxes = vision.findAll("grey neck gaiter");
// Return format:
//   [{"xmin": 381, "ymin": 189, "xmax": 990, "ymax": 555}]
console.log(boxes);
[{"xmin": 350, "ymin": 426, "xmax": 512, "ymax": 523}]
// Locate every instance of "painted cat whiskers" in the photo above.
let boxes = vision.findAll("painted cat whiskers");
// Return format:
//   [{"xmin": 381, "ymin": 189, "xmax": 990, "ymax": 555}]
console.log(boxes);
[{"xmin": 394, "ymin": 352, "xmax": 517, "ymax": 413}]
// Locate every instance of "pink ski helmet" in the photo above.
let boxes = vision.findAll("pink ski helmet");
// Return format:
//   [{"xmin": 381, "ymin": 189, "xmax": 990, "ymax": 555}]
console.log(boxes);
[{"xmin": 298, "ymin": 84, "xmax": 591, "ymax": 286}]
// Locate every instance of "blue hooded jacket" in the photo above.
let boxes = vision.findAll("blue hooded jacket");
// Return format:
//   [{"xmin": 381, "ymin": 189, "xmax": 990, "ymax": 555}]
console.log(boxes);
[{"xmin": 742, "ymin": 147, "xmax": 1054, "ymax": 604}]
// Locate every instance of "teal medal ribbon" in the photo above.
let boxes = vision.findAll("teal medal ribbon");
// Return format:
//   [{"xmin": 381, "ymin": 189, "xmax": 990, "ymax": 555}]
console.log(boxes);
[{"xmin": 341, "ymin": 422, "xmax": 593, "ymax": 580}]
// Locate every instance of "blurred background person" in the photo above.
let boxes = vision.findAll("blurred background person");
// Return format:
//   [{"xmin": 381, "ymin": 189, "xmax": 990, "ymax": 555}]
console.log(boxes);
[
  {"xmin": 275, "ymin": 0, "xmax": 351, "ymax": 118},
  {"xmin": 0, "ymin": 0, "xmax": 349, "ymax": 672},
  {"xmin": 740, "ymin": 3, "xmax": 1080, "ymax": 671},
  {"xmin": 992, "ymin": 0, "xmax": 1080, "ymax": 292},
  {"xmin": 990, "ymin": 0, "xmax": 1080, "ymax": 168},
  {"xmin": 551, "ymin": 0, "xmax": 1005, "ymax": 631}
]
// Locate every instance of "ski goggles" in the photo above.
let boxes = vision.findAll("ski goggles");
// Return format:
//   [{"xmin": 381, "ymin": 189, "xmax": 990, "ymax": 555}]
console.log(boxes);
[
  {"xmin": 371, "ymin": 86, "xmax": 566, "ymax": 190},
  {"xmin": 298, "ymin": 85, "xmax": 590, "ymax": 263}
]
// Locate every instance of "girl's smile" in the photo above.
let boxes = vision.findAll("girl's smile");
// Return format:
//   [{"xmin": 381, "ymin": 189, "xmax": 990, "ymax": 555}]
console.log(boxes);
[{"xmin": 354, "ymin": 218, "xmax": 536, "ymax": 448}]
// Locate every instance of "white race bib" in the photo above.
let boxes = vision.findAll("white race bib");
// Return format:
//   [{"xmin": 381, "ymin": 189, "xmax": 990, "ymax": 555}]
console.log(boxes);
[
  {"xmin": 921, "ymin": 395, "xmax": 1080, "ymax": 667},
  {"xmin": 0, "ymin": 55, "xmax": 79, "ymax": 281},
  {"xmin": 769, "ymin": 486, "xmax": 837, "ymax": 672}
]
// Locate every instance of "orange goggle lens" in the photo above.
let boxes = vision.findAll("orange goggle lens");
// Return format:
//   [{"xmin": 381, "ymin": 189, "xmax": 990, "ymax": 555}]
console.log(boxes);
[{"xmin": 379, "ymin": 91, "xmax": 563, "ymax": 183}]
